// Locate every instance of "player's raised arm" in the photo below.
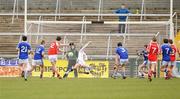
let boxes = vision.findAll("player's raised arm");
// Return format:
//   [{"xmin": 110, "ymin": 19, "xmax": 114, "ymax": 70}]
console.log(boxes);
[
  {"xmin": 60, "ymin": 43, "xmax": 69, "ymax": 46},
  {"xmin": 83, "ymin": 52, "xmax": 88, "ymax": 60},
  {"xmin": 80, "ymin": 41, "xmax": 92, "ymax": 51}
]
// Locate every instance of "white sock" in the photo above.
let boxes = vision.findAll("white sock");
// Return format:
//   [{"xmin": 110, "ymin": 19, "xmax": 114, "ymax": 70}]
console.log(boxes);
[{"xmin": 24, "ymin": 70, "xmax": 28, "ymax": 79}]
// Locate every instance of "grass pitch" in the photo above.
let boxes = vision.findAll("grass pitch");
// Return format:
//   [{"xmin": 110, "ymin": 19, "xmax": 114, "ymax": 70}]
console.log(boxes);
[{"xmin": 0, "ymin": 77, "xmax": 180, "ymax": 99}]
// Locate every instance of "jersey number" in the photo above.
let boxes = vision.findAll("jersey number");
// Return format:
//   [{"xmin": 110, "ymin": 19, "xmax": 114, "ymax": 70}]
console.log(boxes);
[
  {"xmin": 152, "ymin": 47, "xmax": 157, "ymax": 54},
  {"xmin": 121, "ymin": 48, "xmax": 126, "ymax": 53},
  {"xmin": 171, "ymin": 49, "xmax": 175, "ymax": 55},
  {"xmin": 50, "ymin": 43, "xmax": 55, "ymax": 48},
  {"xmin": 35, "ymin": 48, "xmax": 41, "ymax": 54},
  {"xmin": 165, "ymin": 48, "xmax": 170, "ymax": 54},
  {"xmin": 21, "ymin": 46, "xmax": 27, "ymax": 52}
]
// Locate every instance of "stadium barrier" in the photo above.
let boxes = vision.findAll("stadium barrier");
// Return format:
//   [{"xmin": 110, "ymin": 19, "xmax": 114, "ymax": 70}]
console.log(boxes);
[
  {"xmin": 0, "ymin": 59, "xmax": 109, "ymax": 78},
  {"xmin": 32, "ymin": 60, "xmax": 109, "ymax": 78}
]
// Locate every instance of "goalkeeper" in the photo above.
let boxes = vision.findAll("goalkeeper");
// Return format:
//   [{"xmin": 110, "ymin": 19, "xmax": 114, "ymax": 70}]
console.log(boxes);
[{"xmin": 65, "ymin": 42, "xmax": 78, "ymax": 78}]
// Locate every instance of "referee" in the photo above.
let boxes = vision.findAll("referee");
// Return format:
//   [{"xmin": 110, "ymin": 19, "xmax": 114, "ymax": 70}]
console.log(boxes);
[{"xmin": 65, "ymin": 42, "xmax": 78, "ymax": 78}]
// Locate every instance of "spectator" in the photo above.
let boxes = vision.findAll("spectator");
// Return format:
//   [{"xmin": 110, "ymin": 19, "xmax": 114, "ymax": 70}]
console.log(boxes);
[{"xmin": 115, "ymin": 4, "xmax": 130, "ymax": 33}]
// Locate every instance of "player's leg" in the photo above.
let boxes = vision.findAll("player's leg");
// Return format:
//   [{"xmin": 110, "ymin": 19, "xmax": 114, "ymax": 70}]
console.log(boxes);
[
  {"xmin": 39, "ymin": 60, "xmax": 44, "ymax": 78},
  {"xmin": 153, "ymin": 63, "xmax": 157, "ymax": 78},
  {"xmin": 64, "ymin": 60, "xmax": 81, "ymax": 77},
  {"xmin": 138, "ymin": 63, "xmax": 145, "ymax": 78},
  {"xmin": 121, "ymin": 64, "xmax": 126, "ymax": 79},
  {"xmin": 18, "ymin": 63, "xmax": 24, "ymax": 77},
  {"xmin": 72, "ymin": 63, "xmax": 81, "ymax": 70},
  {"xmin": 23, "ymin": 62, "xmax": 28, "ymax": 81},
  {"xmin": 72, "ymin": 60, "xmax": 78, "ymax": 78},
  {"xmin": 160, "ymin": 61, "xmax": 169, "ymax": 79},
  {"xmin": 29, "ymin": 60, "xmax": 36, "ymax": 73},
  {"xmin": 49, "ymin": 55, "xmax": 62, "ymax": 79},
  {"xmin": 63, "ymin": 63, "xmax": 81, "ymax": 78},
  {"xmin": 51, "ymin": 61, "xmax": 56, "ymax": 77},
  {"xmin": 74, "ymin": 69, "xmax": 78, "ymax": 78},
  {"xmin": 148, "ymin": 61, "xmax": 155, "ymax": 81},
  {"xmin": 169, "ymin": 61, "xmax": 175, "ymax": 78},
  {"xmin": 142, "ymin": 61, "xmax": 148, "ymax": 75},
  {"xmin": 63, "ymin": 61, "xmax": 74, "ymax": 78},
  {"xmin": 111, "ymin": 64, "xmax": 119, "ymax": 78},
  {"xmin": 18, "ymin": 59, "xmax": 25, "ymax": 77},
  {"xmin": 48, "ymin": 55, "xmax": 55, "ymax": 77},
  {"xmin": 40, "ymin": 65, "xmax": 44, "ymax": 78},
  {"xmin": 51, "ymin": 61, "xmax": 61, "ymax": 79},
  {"xmin": 120, "ymin": 59, "xmax": 128, "ymax": 79}
]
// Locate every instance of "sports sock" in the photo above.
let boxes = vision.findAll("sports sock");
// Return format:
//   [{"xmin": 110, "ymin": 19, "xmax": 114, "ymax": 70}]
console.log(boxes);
[
  {"xmin": 24, "ymin": 70, "xmax": 28, "ymax": 80},
  {"xmin": 122, "ymin": 71, "xmax": 126, "ymax": 77}
]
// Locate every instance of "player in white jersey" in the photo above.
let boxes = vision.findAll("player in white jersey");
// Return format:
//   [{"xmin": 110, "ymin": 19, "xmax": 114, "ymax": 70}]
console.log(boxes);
[{"xmin": 63, "ymin": 41, "xmax": 92, "ymax": 78}]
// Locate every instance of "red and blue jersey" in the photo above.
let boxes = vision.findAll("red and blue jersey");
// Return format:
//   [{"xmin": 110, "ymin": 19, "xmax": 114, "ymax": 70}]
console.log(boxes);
[
  {"xmin": 17, "ymin": 41, "xmax": 31, "ymax": 59},
  {"xmin": 34, "ymin": 45, "xmax": 45, "ymax": 60},
  {"xmin": 161, "ymin": 44, "xmax": 172, "ymax": 61},
  {"xmin": 116, "ymin": 47, "xmax": 128, "ymax": 59}
]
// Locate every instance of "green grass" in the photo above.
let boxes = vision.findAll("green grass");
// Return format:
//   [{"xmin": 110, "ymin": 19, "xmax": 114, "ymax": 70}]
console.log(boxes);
[{"xmin": 0, "ymin": 77, "xmax": 180, "ymax": 99}]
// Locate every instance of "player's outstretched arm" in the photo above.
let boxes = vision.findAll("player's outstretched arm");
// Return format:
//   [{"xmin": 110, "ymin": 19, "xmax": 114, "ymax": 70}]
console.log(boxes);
[
  {"xmin": 83, "ymin": 52, "xmax": 88, "ymax": 60},
  {"xmin": 80, "ymin": 41, "xmax": 92, "ymax": 51},
  {"xmin": 60, "ymin": 43, "xmax": 69, "ymax": 46}
]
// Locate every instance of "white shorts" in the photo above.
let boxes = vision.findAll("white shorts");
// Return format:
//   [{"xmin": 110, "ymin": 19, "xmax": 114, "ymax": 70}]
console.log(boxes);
[
  {"xmin": 170, "ymin": 61, "xmax": 176, "ymax": 66},
  {"xmin": 18, "ymin": 59, "xmax": 28, "ymax": 64},
  {"xmin": 148, "ymin": 61, "xmax": 157, "ymax": 64},
  {"xmin": 48, "ymin": 55, "xmax": 57, "ymax": 63},
  {"xmin": 162, "ymin": 61, "xmax": 170, "ymax": 66},
  {"xmin": 77, "ymin": 59, "xmax": 86, "ymax": 66},
  {"xmin": 32, "ymin": 59, "xmax": 43, "ymax": 66},
  {"xmin": 120, "ymin": 59, "xmax": 128, "ymax": 65}
]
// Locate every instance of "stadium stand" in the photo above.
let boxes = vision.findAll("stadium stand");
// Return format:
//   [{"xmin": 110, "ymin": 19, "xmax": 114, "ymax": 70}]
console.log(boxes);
[{"xmin": 0, "ymin": 0, "xmax": 179, "ymax": 76}]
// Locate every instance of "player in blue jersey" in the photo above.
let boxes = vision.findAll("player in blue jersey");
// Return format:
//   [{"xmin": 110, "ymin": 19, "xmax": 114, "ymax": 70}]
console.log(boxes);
[
  {"xmin": 138, "ymin": 45, "xmax": 148, "ymax": 78},
  {"xmin": 113, "ymin": 42, "xmax": 128, "ymax": 79},
  {"xmin": 16, "ymin": 35, "xmax": 32, "ymax": 81},
  {"xmin": 160, "ymin": 38, "xmax": 172, "ymax": 80},
  {"xmin": 28, "ymin": 40, "xmax": 45, "ymax": 79}
]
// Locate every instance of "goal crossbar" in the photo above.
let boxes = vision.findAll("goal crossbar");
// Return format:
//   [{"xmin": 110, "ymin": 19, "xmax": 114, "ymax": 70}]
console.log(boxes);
[
  {"xmin": 0, "ymin": 33, "xmax": 157, "ymax": 37},
  {"xmin": 27, "ymin": 21, "xmax": 169, "ymax": 25}
]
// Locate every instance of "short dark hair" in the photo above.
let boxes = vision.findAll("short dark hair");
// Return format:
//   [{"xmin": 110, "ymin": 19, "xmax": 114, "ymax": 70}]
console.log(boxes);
[
  {"xmin": 41, "ymin": 40, "xmax": 45, "ymax": 45},
  {"xmin": 163, "ymin": 38, "xmax": 168, "ymax": 43},
  {"xmin": 169, "ymin": 39, "xmax": 173, "ymax": 44},
  {"xmin": 22, "ymin": 35, "xmax": 27, "ymax": 41},
  {"xmin": 117, "ymin": 42, "xmax": 122, "ymax": 47},
  {"xmin": 69, "ymin": 42, "xmax": 74, "ymax": 46},
  {"xmin": 152, "ymin": 37, "xmax": 157, "ymax": 42},
  {"xmin": 56, "ymin": 36, "xmax": 61, "ymax": 41},
  {"xmin": 144, "ymin": 45, "xmax": 148, "ymax": 48}
]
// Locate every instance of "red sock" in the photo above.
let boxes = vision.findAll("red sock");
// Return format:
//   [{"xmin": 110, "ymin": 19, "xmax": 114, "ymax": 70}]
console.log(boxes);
[{"xmin": 148, "ymin": 70, "xmax": 153, "ymax": 78}]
